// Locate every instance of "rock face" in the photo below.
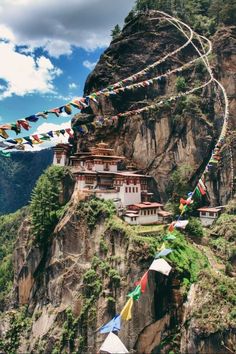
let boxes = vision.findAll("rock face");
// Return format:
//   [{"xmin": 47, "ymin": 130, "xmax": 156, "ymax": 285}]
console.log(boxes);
[{"xmin": 73, "ymin": 11, "xmax": 236, "ymax": 205}]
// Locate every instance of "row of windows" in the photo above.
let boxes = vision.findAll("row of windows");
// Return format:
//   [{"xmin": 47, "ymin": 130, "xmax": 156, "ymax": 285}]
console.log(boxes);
[
  {"xmin": 125, "ymin": 187, "xmax": 139, "ymax": 193},
  {"xmin": 141, "ymin": 209, "xmax": 157, "ymax": 215},
  {"xmin": 201, "ymin": 211, "xmax": 216, "ymax": 217}
]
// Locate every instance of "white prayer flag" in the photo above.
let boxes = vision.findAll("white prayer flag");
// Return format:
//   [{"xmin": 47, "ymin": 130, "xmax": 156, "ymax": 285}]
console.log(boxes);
[
  {"xmin": 174, "ymin": 220, "xmax": 189, "ymax": 229},
  {"xmin": 99, "ymin": 332, "xmax": 129, "ymax": 353},
  {"xmin": 149, "ymin": 258, "xmax": 172, "ymax": 276}
]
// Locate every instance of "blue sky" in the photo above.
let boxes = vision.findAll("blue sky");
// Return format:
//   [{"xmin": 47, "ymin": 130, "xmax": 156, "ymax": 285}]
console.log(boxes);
[{"xmin": 0, "ymin": 0, "xmax": 135, "ymax": 142}]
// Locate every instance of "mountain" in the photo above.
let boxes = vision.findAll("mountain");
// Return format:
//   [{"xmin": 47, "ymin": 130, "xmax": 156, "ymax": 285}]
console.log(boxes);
[
  {"xmin": 0, "ymin": 7, "xmax": 235, "ymax": 354},
  {"xmin": 0, "ymin": 149, "xmax": 53, "ymax": 215}
]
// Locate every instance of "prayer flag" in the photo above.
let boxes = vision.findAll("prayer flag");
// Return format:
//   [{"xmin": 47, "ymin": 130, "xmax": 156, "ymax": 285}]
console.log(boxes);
[
  {"xmin": 64, "ymin": 105, "xmax": 72, "ymax": 115},
  {"xmin": 36, "ymin": 112, "xmax": 48, "ymax": 119},
  {"xmin": 17, "ymin": 120, "xmax": 31, "ymax": 131},
  {"xmin": 99, "ymin": 332, "xmax": 129, "ymax": 354},
  {"xmin": 0, "ymin": 129, "xmax": 9, "ymax": 139},
  {"xmin": 168, "ymin": 222, "xmax": 175, "ymax": 232},
  {"xmin": 128, "ymin": 285, "xmax": 141, "ymax": 301},
  {"xmin": 174, "ymin": 220, "xmax": 189, "ymax": 229},
  {"xmin": 25, "ymin": 115, "xmax": 39, "ymax": 122},
  {"xmin": 155, "ymin": 249, "xmax": 173, "ymax": 259},
  {"xmin": 0, "ymin": 150, "xmax": 11, "ymax": 157},
  {"xmin": 120, "ymin": 298, "xmax": 133, "ymax": 321},
  {"xmin": 135, "ymin": 271, "xmax": 148, "ymax": 293},
  {"xmin": 65, "ymin": 128, "xmax": 73, "ymax": 138},
  {"xmin": 163, "ymin": 234, "xmax": 176, "ymax": 241},
  {"xmin": 99, "ymin": 315, "xmax": 121, "ymax": 334},
  {"xmin": 149, "ymin": 259, "xmax": 172, "ymax": 276}
]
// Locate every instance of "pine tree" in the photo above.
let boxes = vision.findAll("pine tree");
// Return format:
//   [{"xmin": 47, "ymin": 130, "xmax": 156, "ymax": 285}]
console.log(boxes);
[
  {"xmin": 111, "ymin": 24, "xmax": 121, "ymax": 40},
  {"xmin": 30, "ymin": 165, "xmax": 70, "ymax": 245}
]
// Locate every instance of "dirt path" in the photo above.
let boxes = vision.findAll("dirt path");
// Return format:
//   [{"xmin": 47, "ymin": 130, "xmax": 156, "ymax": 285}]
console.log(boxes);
[{"xmin": 195, "ymin": 243, "xmax": 225, "ymax": 274}]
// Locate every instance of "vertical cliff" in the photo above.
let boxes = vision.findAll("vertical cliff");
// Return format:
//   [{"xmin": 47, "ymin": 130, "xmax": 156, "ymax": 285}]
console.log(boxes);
[{"xmin": 72, "ymin": 11, "xmax": 235, "ymax": 205}]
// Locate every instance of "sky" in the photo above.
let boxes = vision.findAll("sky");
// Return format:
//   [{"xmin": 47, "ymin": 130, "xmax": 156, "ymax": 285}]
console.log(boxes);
[{"xmin": 0, "ymin": 0, "xmax": 136, "ymax": 148}]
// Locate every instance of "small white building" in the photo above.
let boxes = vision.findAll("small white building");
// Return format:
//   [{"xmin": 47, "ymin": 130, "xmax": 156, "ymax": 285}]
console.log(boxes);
[
  {"xmin": 53, "ymin": 143, "xmax": 72, "ymax": 166},
  {"xmin": 197, "ymin": 207, "xmax": 221, "ymax": 226},
  {"xmin": 124, "ymin": 202, "xmax": 165, "ymax": 225}
]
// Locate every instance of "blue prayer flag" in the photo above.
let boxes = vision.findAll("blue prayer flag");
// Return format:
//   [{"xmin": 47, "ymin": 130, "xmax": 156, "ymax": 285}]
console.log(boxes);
[
  {"xmin": 155, "ymin": 249, "xmax": 173, "ymax": 259},
  {"xmin": 99, "ymin": 314, "xmax": 121, "ymax": 334}
]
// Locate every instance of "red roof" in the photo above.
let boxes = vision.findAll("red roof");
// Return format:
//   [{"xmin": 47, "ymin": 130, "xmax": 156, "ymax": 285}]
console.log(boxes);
[
  {"xmin": 129, "ymin": 202, "xmax": 163, "ymax": 209},
  {"xmin": 197, "ymin": 207, "xmax": 221, "ymax": 213}
]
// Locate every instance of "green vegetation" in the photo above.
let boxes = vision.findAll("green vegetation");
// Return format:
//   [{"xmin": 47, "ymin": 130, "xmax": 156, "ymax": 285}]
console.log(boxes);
[
  {"xmin": 0, "ymin": 307, "xmax": 31, "ymax": 354},
  {"xmin": 0, "ymin": 208, "xmax": 28, "ymax": 305},
  {"xmin": 77, "ymin": 197, "xmax": 116, "ymax": 230},
  {"xmin": 192, "ymin": 270, "xmax": 236, "ymax": 331},
  {"xmin": 166, "ymin": 230, "xmax": 209, "ymax": 287},
  {"xmin": 30, "ymin": 166, "xmax": 71, "ymax": 246},
  {"xmin": 134, "ymin": 0, "xmax": 236, "ymax": 33},
  {"xmin": 111, "ymin": 24, "xmax": 121, "ymax": 39},
  {"xmin": 175, "ymin": 76, "xmax": 187, "ymax": 92},
  {"xmin": 185, "ymin": 217, "xmax": 204, "ymax": 238},
  {"xmin": 208, "ymin": 212, "xmax": 236, "ymax": 270}
]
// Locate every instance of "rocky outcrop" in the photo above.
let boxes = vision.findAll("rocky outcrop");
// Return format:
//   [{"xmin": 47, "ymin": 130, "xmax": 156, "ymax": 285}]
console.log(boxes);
[{"xmin": 72, "ymin": 12, "xmax": 236, "ymax": 205}]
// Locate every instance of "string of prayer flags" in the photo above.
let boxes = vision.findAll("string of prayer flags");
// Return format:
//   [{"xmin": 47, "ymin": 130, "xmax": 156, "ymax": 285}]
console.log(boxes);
[
  {"xmin": 120, "ymin": 297, "xmax": 133, "ymax": 321},
  {"xmin": 155, "ymin": 249, "xmax": 173, "ymax": 259},
  {"xmin": 99, "ymin": 315, "xmax": 121, "ymax": 334},
  {"xmin": 0, "ymin": 128, "xmax": 74, "ymax": 151},
  {"xmin": 128, "ymin": 285, "xmax": 142, "ymax": 301},
  {"xmin": 135, "ymin": 271, "xmax": 148, "ymax": 293},
  {"xmin": 149, "ymin": 258, "xmax": 172, "ymax": 276},
  {"xmin": 99, "ymin": 332, "xmax": 129, "ymax": 354}
]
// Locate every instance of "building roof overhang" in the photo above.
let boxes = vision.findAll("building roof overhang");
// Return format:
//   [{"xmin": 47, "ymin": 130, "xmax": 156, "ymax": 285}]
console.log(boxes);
[{"xmin": 197, "ymin": 207, "xmax": 221, "ymax": 213}]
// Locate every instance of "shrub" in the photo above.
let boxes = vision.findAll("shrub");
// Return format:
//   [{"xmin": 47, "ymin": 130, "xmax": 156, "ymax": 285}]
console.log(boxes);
[
  {"xmin": 185, "ymin": 217, "xmax": 204, "ymax": 238},
  {"xmin": 176, "ymin": 77, "xmax": 187, "ymax": 92},
  {"xmin": 30, "ymin": 166, "xmax": 71, "ymax": 246}
]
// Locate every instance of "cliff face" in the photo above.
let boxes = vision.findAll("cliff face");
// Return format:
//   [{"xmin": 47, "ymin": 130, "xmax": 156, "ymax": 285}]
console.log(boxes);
[
  {"xmin": 73, "ymin": 12, "xmax": 236, "ymax": 205},
  {"xmin": 1, "ymin": 192, "xmax": 235, "ymax": 354}
]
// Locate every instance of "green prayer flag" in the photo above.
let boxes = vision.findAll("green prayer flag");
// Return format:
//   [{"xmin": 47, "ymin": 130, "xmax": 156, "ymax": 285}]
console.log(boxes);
[
  {"xmin": 128, "ymin": 285, "xmax": 141, "ymax": 301},
  {"xmin": 163, "ymin": 234, "xmax": 176, "ymax": 241},
  {"xmin": 0, "ymin": 151, "xmax": 11, "ymax": 157},
  {"xmin": 194, "ymin": 187, "xmax": 201, "ymax": 198}
]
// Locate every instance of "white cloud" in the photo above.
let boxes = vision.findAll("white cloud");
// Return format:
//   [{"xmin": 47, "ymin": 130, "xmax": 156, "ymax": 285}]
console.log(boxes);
[
  {"xmin": 0, "ymin": 41, "xmax": 62, "ymax": 99},
  {"xmin": 44, "ymin": 40, "xmax": 73, "ymax": 58},
  {"xmin": 0, "ymin": 0, "xmax": 135, "ymax": 55},
  {"xmin": 68, "ymin": 82, "xmax": 77, "ymax": 90},
  {"xmin": 24, "ymin": 120, "xmax": 71, "ymax": 151},
  {"xmin": 83, "ymin": 60, "xmax": 97, "ymax": 71},
  {"xmin": 0, "ymin": 24, "xmax": 15, "ymax": 42}
]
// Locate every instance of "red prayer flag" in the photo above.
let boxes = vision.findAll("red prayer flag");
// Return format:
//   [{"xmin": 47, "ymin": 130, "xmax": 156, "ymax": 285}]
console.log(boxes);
[
  {"xmin": 197, "ymin": 183, "xmax": 206, "ymax": 195},
  {"xmin": 168, "ymin": 222, "xmax": 175, "ymax": 232},
  {"xmin": 135, "ymin": 271, "xmax": 148, "ymax": 293}
]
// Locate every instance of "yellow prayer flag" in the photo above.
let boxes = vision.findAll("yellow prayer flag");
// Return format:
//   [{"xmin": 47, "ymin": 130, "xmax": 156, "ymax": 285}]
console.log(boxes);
[
  {"xmin": 179, "ymin": 203, "xmax": 184, "ymax": 211},
  {"xmin": 158, "ymin": 242, "xmax": 166, "ymax": 251},
  {"xmin": 0, "ymin": 129, "xmax": 9, "ymax": 139},
  {"xmin": 120, "ymin": 297, "xmax": 133, "ymax": 321},
  {"xmin": 15, "ymin": 138, "xmax": 23, "ymax": 144}
]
